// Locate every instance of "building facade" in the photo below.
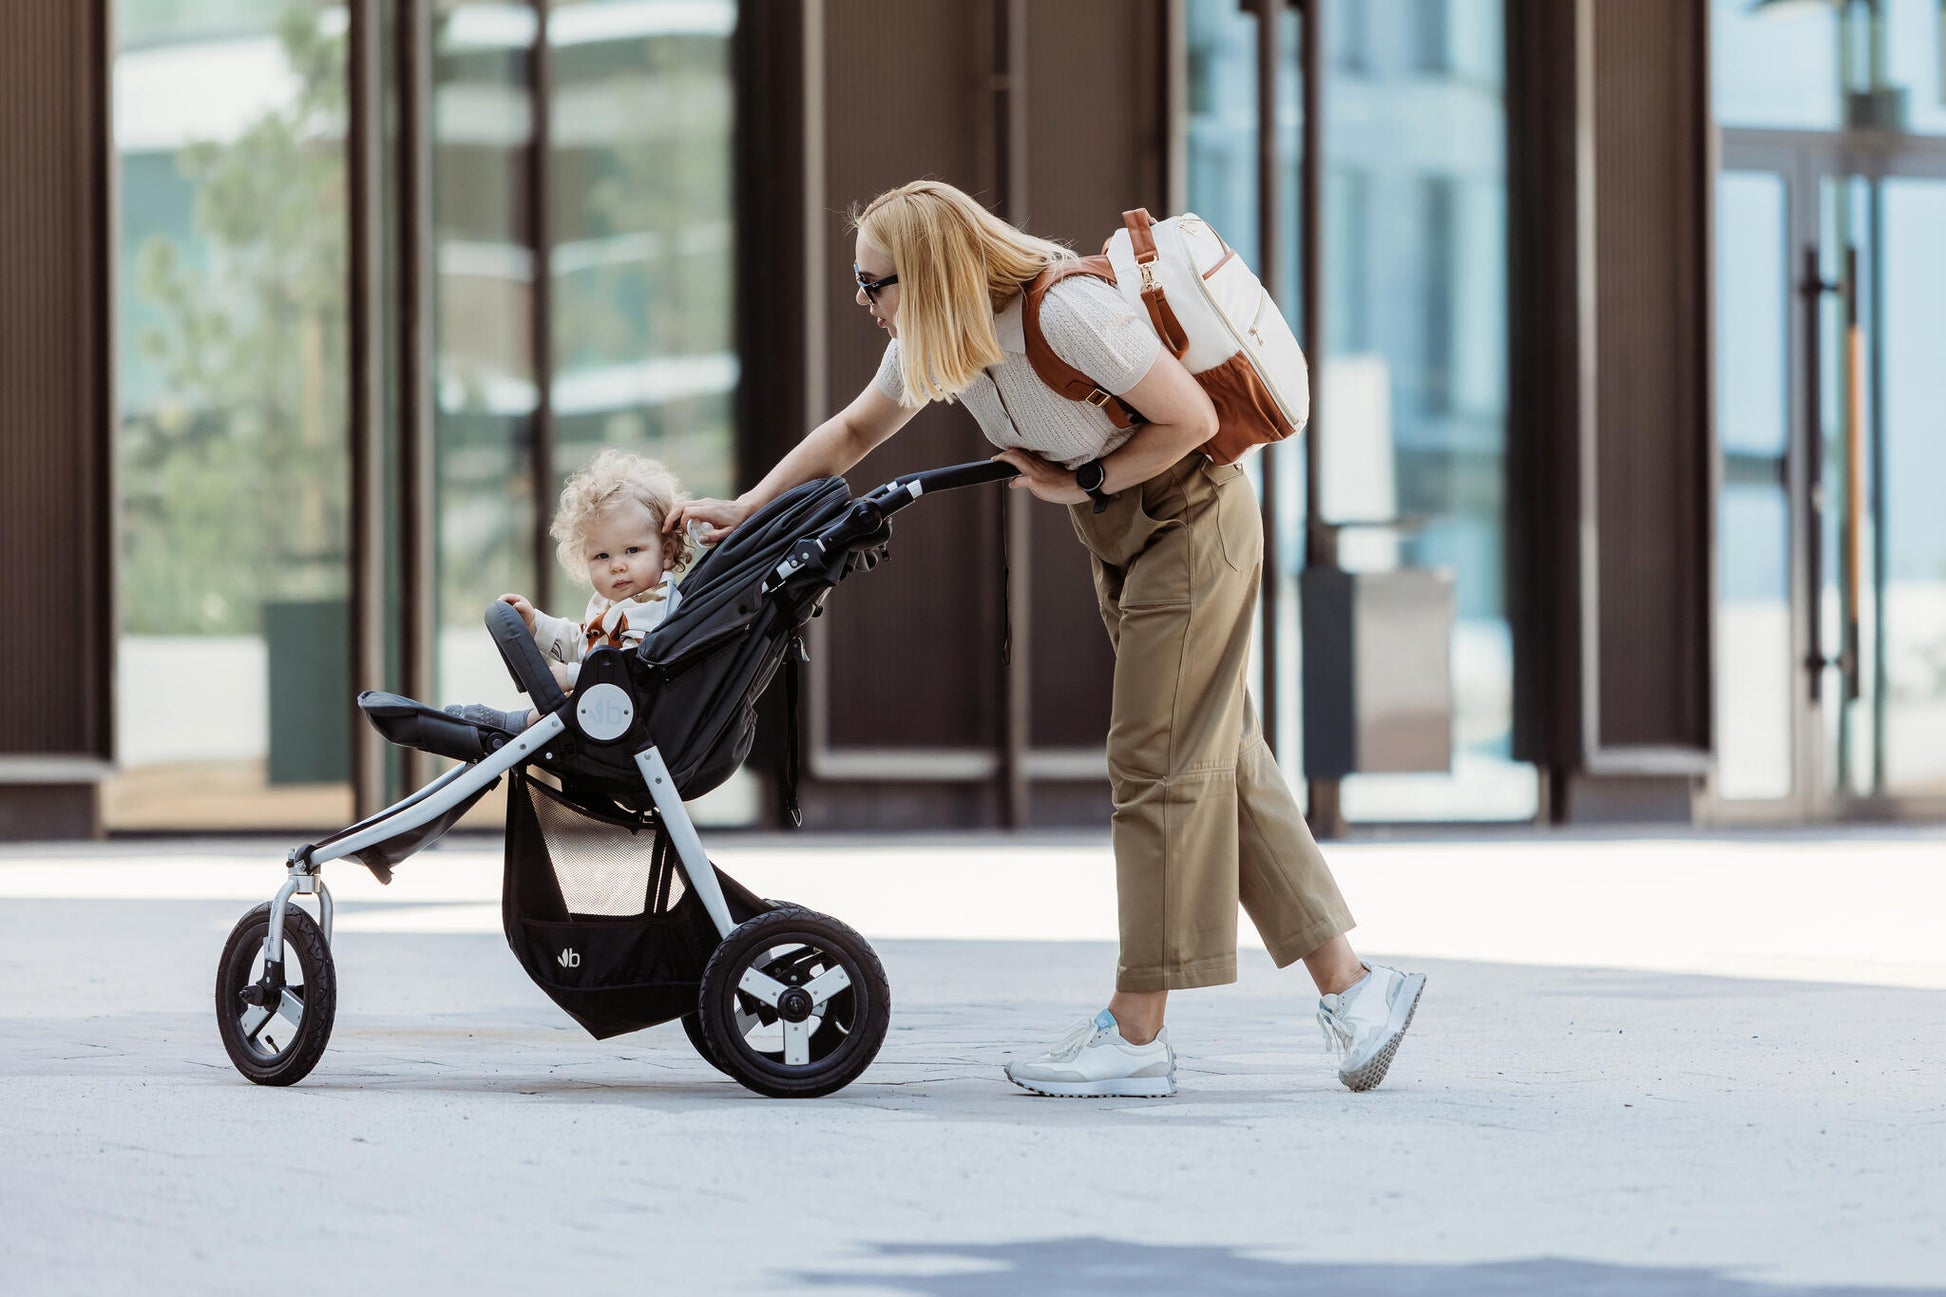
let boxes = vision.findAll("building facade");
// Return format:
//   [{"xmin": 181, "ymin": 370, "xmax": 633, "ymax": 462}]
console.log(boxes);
[{"xmin": 3, "ymin": 0, "xmax": 1942, "ymax": 838}]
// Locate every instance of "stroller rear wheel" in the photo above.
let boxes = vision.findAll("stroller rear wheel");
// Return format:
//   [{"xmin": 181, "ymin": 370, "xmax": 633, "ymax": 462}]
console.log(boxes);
[
  {"xmin": 697, "ymin": 905, "xmax": 889, "ymax": 1098},
  {"xmin": 215, "ymin": 902, "xmax": 336, "ymax": 1086}
]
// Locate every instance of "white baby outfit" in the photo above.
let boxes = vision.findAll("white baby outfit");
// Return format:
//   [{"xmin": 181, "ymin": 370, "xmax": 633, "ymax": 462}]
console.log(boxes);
[{"xmin": 529, "ymin": 573, "xmax": 679, "ymax": 685}]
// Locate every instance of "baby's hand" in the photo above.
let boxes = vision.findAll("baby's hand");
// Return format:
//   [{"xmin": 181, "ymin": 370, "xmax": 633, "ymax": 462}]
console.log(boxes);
[
  {"xmin": 548, "ymin": 661, "xmax": 575, "ymax": 691},
  {"xmin": 499, "ymin": 592, "xmax": 537, "ymax": 633}
]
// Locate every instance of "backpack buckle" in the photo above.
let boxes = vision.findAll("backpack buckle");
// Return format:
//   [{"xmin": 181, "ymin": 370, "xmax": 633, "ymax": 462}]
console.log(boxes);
[{"xmin": 1086, "ymin": 388, "xmax": 1112, "ymax": 408}]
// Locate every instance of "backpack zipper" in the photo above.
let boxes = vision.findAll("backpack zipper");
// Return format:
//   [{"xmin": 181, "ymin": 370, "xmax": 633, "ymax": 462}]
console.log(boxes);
[{"xmin": 1180, "ymin": 227, "xmax": 1298, "ymax": 424}]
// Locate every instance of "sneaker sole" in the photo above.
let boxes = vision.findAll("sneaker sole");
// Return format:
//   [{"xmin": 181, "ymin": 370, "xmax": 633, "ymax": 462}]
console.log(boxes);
[
  {"xmin": 1005, "ymin": 1072, "xmax": 1177, "ymax": 1099},
  {"xmin": 1339, "ymin": 972, "xmax": 1426, "ymax": 1093}
]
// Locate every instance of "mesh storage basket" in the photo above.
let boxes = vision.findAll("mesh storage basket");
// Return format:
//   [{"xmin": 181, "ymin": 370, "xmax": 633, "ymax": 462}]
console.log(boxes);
[{"xmin": 501, "ymin": 770, "xmax": 764, "ymax": 1039}]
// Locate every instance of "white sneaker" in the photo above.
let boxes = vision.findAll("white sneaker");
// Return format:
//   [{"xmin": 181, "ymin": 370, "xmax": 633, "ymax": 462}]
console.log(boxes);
[
  {"xmin": 1316, "ymin": 964, "xmax": 1426, "ymax": 1092},
  {"xmin": 1004, "ymin": 1010, "xmax": 1177, "ymax": 1098}
]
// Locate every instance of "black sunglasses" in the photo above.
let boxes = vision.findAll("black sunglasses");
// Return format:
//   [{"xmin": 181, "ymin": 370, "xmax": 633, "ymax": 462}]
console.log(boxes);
[{"xmin": 853, "ymin": 262, "xmax": 899, "ymax": 302}]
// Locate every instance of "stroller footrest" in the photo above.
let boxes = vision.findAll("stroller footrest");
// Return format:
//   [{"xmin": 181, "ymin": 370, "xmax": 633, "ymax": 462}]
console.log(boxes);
[{"xmin": 357, "ymin": 691, "xmax": 502, "ymax": 762}]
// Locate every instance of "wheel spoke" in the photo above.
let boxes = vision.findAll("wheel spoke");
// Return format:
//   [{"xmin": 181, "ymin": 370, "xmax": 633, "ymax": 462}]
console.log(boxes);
[
  {"xmin": 238, "ymin": 1004, "xmax": 272, "ymax": 1042},
  {"xmin": 737, "ymin": 966, "xmax": 786, "ymax": 1008},
  {"xmin": 276, "ymin": 987, "xmax": 306, "ymax": 1028},
  {"xmin": 803, "ymin": 965, "xmax": 851, "ymax": 1008},
  {"xmin": 781, "ymin": 1017, "xmax": 811, "ymax": 1067},
  {"xmin": 733, "ymin": 1002, "xmax": 762, "ymax": 1039}
]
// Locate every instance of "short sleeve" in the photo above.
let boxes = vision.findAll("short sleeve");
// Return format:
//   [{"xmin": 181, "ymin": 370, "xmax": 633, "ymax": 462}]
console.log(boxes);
[
  {"xmin": 872, "ymin": 339, "xmax": 908, "ymax": 405},
  {"xmin": 1039, "ymin": 275, "xmax": 1162, "ymax": 397}
]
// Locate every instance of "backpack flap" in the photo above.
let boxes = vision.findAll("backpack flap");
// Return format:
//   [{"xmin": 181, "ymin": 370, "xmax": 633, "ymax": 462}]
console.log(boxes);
[{"xmin": 1102, "ymin": 209, "xmax": 1311, "ymax": 463}]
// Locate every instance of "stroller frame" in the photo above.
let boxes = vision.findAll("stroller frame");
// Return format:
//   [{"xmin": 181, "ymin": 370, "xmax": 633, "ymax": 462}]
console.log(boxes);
[
  {"xmin": 222, "ymin": 459, "xmax": 1020, "ymax": 1097},
  {"xmin": 262, "ymin": 723, "xmax": 735, "ymax": 968}
]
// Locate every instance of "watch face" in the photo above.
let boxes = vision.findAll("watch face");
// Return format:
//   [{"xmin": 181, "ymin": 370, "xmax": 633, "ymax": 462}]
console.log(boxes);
[{"xmin": 1077, "ymin": 461, "xmax": 1105, "ymax": 492}]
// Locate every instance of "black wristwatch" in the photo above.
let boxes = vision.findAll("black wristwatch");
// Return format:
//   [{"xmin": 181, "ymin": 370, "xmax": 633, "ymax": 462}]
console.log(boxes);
[{"xmin": 1075, "ymin": 458, "xmax": 1113, "ymax": 514}]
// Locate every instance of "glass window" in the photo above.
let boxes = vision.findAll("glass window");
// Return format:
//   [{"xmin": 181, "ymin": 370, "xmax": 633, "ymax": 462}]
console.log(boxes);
[
  {"xmin": 107, "ymin": 0, "xmax": 353, "ymax": 830},
  {"xmin": 1713, "ymin": 171, "xmax": 1796, "ymax": 801},
  {"xmin": 1187, "ymin": 0, "xmax": 1308, "ymax": 767},
  {"xmin": 1716, "ymin": 0, "xmax": 1946, "ymax": 137},
  {"xmin": 1713, "ymin": 0, "xmax": 1843, "ymax": 130},
  {"xmin": 1882, "ymin": 0, "xmax": 1946, "ymax": 135},
  {"xmin": 546, "ymin": 0, "xmax": 748, "ymax": 824},
  {"xmin": 1325, "ymin": 0, "xmax": 1532, "ymax": 822},
  {"xmin": 1185, "ymin": 0, "xmax": 1527, "ymax": 822},
  {"xmin": 1185, "ymin": 1, "xmax": 1262, "ymax": 265},
  {"xmin": 432, "ymin": 0, "xmax": 540, "ymax": 715},
  {"xmin": 1873, "ymin": 178, "xmax": 1946, "ymax": 795},
  {"xmin": 548, "ymin": 0, "xmax": 739, "ymax": 499}
]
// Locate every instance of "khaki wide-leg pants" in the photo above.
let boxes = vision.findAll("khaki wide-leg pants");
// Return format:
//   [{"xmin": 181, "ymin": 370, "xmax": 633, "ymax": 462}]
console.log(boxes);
[{"xmin": 1069, "ymin": 455, "xmax": 1355, "ymax": 992}]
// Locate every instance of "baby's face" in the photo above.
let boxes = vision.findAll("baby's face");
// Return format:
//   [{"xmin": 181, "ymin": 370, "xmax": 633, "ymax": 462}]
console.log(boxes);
[{"xmin": 582, "ymin": 500, "xmax": 666, "ymax": 601}]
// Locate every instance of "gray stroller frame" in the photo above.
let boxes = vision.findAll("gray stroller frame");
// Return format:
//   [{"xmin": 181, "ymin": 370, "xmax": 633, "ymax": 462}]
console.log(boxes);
[{"xmin": 214, "ymin": 461, "xmax": 1018, "ymax": 1099}]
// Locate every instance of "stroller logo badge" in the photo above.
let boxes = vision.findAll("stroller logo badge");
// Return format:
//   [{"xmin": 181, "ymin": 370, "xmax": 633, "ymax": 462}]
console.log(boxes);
[
  {"xmin": 557, "ymin": 947, "xmax": 580, "ymax": 969},
  {"xmin": 575, "ymin": 682, "xmax": 634, "ymax": 741}
]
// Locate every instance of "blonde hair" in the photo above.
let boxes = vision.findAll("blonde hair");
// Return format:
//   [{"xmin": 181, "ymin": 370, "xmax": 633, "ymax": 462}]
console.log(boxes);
[
  {"xmin": 852, "ymin": 180, "xmax": 1073, "ymax": 407},
  {"xmin": 550, "ymin": 448, "xmax": 689, "ymax": 583}
]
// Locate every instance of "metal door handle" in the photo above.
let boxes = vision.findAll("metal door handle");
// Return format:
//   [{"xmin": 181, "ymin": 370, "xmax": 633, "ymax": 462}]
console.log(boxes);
[
  {"xmin": 1839, "ymin": 246, "xmax": 1864, "ymax": 704},
  {"xmin": 1800, "ymin": 244, "xmax": 1864, "ymax": 705},
  {"xmin": 1801, "ymin": 245, "xmax": 1830, "ymax": 702}
]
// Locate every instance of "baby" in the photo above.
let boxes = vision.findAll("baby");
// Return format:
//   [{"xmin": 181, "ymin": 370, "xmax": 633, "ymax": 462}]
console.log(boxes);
[{"xmin": 448, "ymin": 448, "xmax": 690, "ymax": 733}]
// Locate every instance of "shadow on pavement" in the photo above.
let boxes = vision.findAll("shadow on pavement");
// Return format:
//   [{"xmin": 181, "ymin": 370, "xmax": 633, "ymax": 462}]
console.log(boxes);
[{"xmin": 790, "ymin": 1239, "xmax": 1946, "ymax": 1296}]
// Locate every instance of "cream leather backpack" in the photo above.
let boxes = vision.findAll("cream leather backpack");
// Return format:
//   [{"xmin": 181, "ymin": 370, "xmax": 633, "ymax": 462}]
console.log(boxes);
[{"xmin": 1022, "ymin": 208, "xmax": 1310, "ymax": 464}]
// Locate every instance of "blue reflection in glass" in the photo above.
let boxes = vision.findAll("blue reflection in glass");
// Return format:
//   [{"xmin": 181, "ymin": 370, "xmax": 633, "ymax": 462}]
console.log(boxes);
[{"xmin": 1187, "ymin": 0, "xmax": 1532, "ymax": 821}]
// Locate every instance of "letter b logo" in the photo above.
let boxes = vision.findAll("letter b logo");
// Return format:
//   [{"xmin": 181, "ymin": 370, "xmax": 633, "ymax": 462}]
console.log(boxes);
[{"xmin": 576, "ymin": 682, "xmax": 633, "ymax": 740}]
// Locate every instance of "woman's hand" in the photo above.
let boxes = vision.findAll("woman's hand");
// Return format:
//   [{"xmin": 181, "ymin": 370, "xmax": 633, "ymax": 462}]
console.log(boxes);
[
  {"xmin": 991, "ymin": 449, "xmax": 1087, "ymax": 505},
  {"xmin": 665, "ymin": 496, "xmax": 754, "ymax": 546},
  {"xmin": 498, "ymin": 592, "xmax": 537, "ymax": 633}
]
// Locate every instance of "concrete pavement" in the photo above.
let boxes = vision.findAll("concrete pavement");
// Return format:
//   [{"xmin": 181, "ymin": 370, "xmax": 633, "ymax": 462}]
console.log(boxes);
[{"xmin": 2, "ymin": 829, "xmax": 1943, "ymax": 1295}]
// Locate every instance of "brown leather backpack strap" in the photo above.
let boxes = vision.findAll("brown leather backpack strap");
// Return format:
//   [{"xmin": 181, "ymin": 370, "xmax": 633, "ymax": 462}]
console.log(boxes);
[
  {"xmin": 1122, "ymin": 209, "xmax": 1159, "ymax": 263},
  {"xmin": 1020, "ymin": 257, "xmax": 1142, "ymax": 431},
  {"xmin": 1120, "ymin": 208, "xmax": 1189, "ymax": 358}
]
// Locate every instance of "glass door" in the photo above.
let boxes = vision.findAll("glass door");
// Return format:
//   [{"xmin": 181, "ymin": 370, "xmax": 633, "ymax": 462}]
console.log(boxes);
[
  {"xmin": 1709, "ymin": 140, "xmax": 1946, "ymax": 822},
  {"xmin": 1827, "ymin": 169, "xmax": 1946, "ymax": 809},
  {"xmin": 1712, "ymin": 158, "xmax": 1808, "ymax": 815}
]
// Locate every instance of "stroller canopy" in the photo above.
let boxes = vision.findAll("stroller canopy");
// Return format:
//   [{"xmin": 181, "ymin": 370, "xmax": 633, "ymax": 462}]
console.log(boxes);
[
  {"xmin": 629, "ymin": 474, "xmax": 856, "ymax": 806},
  {"xmin": 638, "ymin": 475, "xmax": 852, "ymax": 673}
]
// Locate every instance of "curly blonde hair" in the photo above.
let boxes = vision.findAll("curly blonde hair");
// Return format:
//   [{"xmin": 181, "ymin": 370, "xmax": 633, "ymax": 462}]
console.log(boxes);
[{"xmin": 550, "ymin": 448, "xmax": 690, "ymax": 583}]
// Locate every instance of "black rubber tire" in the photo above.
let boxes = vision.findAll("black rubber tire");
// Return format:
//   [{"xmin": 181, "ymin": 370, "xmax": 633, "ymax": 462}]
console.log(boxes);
[
  {"xmin": 680, "ymin": 1011, "xmax": 731, "ymax": 1076},
  {"xmin": 215, "ymin": 901, "xmax": 336, "ymax": 1086},
  {"xmin": 679, "ymin": 900, "xmax": 789, "ymax": 1078},
  {"xmin": 697, "ymin": 905, "xmax": 889, "ymax": 1099}
]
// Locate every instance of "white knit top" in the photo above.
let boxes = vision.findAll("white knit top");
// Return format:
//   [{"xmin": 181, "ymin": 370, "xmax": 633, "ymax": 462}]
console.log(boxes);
[{"xmin": 872, "ymin": 273, "xmax": 1161, "ymax": 469}]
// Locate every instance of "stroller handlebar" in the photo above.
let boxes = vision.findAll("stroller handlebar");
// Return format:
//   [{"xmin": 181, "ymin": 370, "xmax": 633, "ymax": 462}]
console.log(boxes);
[
  {"xmin": 770, "ymin": 460, "xmax": 1022, "ymax": 588},
  {"xmin": 882, "ymin": 459, "xmax": 1020, "ymax": 499}
]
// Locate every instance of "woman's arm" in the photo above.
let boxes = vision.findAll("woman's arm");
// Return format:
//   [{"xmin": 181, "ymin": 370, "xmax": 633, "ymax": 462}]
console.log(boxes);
[
  {"xmin": 993, "ymin": 350, "xmax": 1218, "ymax": 504},
  {"xmin": 666, "ymin": 383, "xmax": 919, "ymax": 543}
]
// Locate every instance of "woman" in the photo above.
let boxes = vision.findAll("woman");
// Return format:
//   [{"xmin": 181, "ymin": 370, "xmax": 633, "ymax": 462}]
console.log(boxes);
[{"xmin": 667, "ymin": 180, "xmax": 1425, "ymax": 1098}]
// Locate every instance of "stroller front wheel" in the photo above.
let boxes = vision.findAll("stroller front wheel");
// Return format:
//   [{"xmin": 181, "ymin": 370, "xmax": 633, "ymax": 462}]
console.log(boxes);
[
  {"xmin": 697, "ymin": 905, "xmax": 889, "ymax": 1098},
  {"xmin": 215, "ymin": 902, "xmax": 336, "ymax": 1086}
]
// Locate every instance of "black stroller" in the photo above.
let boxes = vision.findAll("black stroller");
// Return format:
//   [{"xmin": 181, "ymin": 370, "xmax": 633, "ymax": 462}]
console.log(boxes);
[{"xmin": 213, "ymin": 461, "xmax": 1016, "ymax": 1098}]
